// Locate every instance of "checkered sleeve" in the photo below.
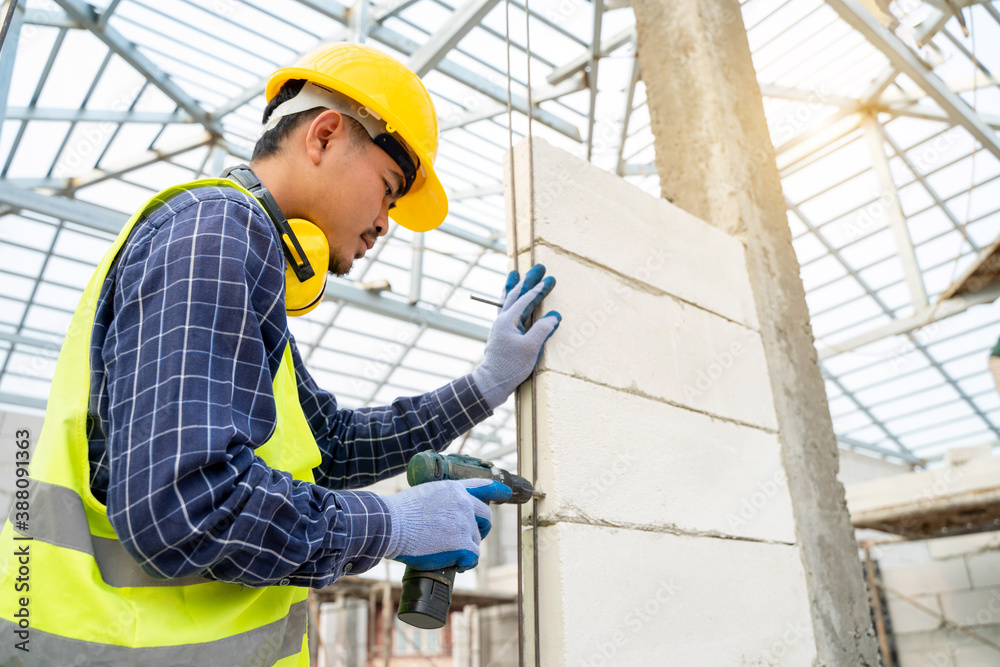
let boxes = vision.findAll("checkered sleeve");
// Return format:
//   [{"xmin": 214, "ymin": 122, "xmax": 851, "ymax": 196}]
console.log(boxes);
[
  {"xmin": 101, "ymin": 187, "xmax": 390, "ymax": 587},
  {"xmin": 292, "ymin": 338, "xmax": 494, "ymax": 490}
]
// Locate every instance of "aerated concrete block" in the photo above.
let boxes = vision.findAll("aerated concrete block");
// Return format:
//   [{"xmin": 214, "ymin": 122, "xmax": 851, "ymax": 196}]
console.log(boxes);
[
  {"xmin": 882, "ymin": 559, "xmax": 972, "ymax": 597},
  {"xmin": 533, "ymin": 371, "xmax": 794, "ymax": 542},
  {"xmin": 929, "ymin": 533, "xmax": 1000, "ymax": 560},
  {"xmin": 524, "ymin": 245, "xmax": 778, "ymax": 430},
  {"xmin": 529, "ymin": 522, "xmax": 816, "ymax": 666},
  {"xmin": 966, "ymin": 551, "xmax": 1000, "ymax": 588},
  {"xmin": 505, "ymin": 138, "xmax": 759, "ymax": 330},
  {"xmin": 886, "ymin": 594, "xmax": 943, "ymax": 634},
  {"xmin": 939, "ymin": 588, "xmax": 1000, "ymax": 626}
]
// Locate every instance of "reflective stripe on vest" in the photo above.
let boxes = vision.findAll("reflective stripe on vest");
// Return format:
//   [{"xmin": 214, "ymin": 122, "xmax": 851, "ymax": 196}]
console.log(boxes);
[
  {"xmin": 0, "ymin": 601, "xmax": 307, "ymax": 667},
  {"xmin": 11, "ymin": 478, "xmax": 206, "ymax": 588},
  {"xmin": 0, "ymin": 180, "xmax": 322, "ymax": 666}
]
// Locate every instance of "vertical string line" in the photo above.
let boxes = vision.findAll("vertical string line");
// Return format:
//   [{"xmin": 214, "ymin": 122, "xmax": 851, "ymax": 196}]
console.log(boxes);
[
  {"xmin": 502, "ymin": 1, "xmax": 524, "ymax": 665},
  {"xmin": 523, "ymin": 0, "xmax": 540, "ymax": 664}
]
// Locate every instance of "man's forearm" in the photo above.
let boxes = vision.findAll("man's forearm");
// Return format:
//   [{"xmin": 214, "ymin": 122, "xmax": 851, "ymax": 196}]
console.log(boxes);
[{"xmin": 308, "ymin": 373, "xmax": 493, "ymax": 490}]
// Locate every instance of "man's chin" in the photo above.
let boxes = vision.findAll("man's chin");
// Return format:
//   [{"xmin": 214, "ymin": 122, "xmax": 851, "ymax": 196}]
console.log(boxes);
[{"xmin": 329, "ymin": 255, "xmax": 355, "ymax": 277}]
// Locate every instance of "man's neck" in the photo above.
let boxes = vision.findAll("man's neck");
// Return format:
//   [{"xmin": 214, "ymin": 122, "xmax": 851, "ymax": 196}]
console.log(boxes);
[{"xmin": 250, "ymin": 158, "xmax": 302, "ymax": 220}]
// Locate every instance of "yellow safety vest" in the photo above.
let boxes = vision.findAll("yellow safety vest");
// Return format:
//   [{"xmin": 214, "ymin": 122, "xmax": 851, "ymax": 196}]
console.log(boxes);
[{"xmin": 0, "ymin": 180, "xmax": 323, "ymax": 666}]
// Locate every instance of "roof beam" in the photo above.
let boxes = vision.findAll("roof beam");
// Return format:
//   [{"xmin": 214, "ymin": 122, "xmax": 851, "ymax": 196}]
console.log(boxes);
[
  {"xmin": 62, "ymin": 132, "xmax": 214, "ymax": 194},
  {"xmin": 373, "ymin": 0, "xmax": 423, "ymax": 22},
  {"xmin": 449, "ymin": 183, "xmax": 504, "ymax": 200},
  {"xmin": 208, "ymin": 3, "xmax": 580, "ymax": 141},
  {"xmin": 817, "ymin": 281, "xmax": 1000, "ymax": 360},
  {"xmin": 22, "ymin": 7, "xmax": 80, "ymax": 28},
  {"xmin": 0, "ymin": 393, "xmax": 47, "ymax": 411},
  {"xmin": 862, "ymin": 112, "xmax": 928, "ymax": 309},
  {"xmin": 0, "ymin": 331, "xmax": 62, "ymax": 352},
  {"xmin": 0, "ymin": 1, "xmax": 24, "ymax": 148},
  {"xmin": 438, "ymin": 71, "xmax": 586, "ymax": 131},
  {"xmin": 407, "ymin": 0, "xmax": 500, "ymax": 77},
  {"xmin": 827, "ymin": 0, "xmax": 1000, "ymax": 161},
  {"xmin": 96, "ymin": 0, "xmax": 123, "ymax": 27},
  {"xmin": 6, "ymin": 107, "xmax": 190, "ymax": 124},
  {"xmin": 759, "ymin": 84, "xmax": 859, "ymax": 108},
  {"xmin": 0, "ymin": 181, "xmax": 125, "ymax": 233},
  {"xmin": 584, "ymin": 0, "xmax": 604, "ymax": 161},
  {"xmin": 323, "ymin": 282, "xmax": 491, "ymax": 341},
  {"xmin": 838, "ymin": 435, "xmax": 921, "ymax": 464},
  {"xmin": 369, "ymin": 22, "xmax": 581, "ymax": 141},
  {"xmin": 52, "ymin": 0, "xmax": 218, "ymax": 134},
  {"xmin": 878, "ymin": 102, "xmax": 1000, "ymax": 130},
  {"xmin": 546, "ymin": 25, "xmax": 634, "ymax": 86},
  {"xmin": 615, "ymin": 50, "xmax": 640, "ymax": 176}
]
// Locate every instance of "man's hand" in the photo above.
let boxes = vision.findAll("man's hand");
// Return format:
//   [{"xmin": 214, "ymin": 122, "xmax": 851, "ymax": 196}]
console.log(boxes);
[
  {"xmin": 383, "ymin": 478, "xmax": 512, "ymax": 571},
  {"xmin": 472, "ymin": 264, "xmax": 561, "ymax": 410}
]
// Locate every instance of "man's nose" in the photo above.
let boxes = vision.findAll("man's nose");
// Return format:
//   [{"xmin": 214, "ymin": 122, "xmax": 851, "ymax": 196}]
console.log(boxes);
[{"xmin": 375, "ymin": 206, "xmax": 391, "ymax": 237}]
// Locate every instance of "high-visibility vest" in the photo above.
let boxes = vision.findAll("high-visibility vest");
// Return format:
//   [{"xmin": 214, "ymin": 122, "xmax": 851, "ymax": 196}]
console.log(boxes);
[{"xmin": 0, "ymin": 180, "xmax": 323, "ymax": 666}]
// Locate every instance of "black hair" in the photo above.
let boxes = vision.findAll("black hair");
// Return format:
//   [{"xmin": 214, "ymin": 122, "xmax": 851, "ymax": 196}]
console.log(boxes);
[{"xmin": 251, "ymin": 79, "xmax": 371, "ymax": 162}]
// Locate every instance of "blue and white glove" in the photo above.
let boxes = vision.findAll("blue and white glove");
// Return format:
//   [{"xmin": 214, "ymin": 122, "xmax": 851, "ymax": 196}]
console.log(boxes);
[
  {"xmin": 472, "ymin": 264, "xmax": 561, "ymax": 410},
  {"xmin": 383, "ymin": 478, "xmax": 512, "ymax": 571}
]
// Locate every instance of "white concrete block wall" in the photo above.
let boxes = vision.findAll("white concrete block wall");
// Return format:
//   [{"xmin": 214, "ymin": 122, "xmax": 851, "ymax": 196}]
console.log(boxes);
[
  {"xmin": 837, "ymin": 448, "xmax": 909, "ymax": 485},
  {"xmin": 533, "ymin": 523, "xmax": 816, "ymax": 666},
  {"xmin": 873, "ymin": 531, "xmax": 1000, "ymax": 666},
  {"xmin": 505, "ymin": 137, "xmax": 759, "ymax": 330},
  {"xmin": 506, "ymin": 139, "xmax": 816, "ymax": 665},
  {"xmin": 534, "ymin": 371, "xmax": 794, "ymax": 543},
  {"xmin": 519, "ymin": 243, "xmax": 778, "ymax": 430}
]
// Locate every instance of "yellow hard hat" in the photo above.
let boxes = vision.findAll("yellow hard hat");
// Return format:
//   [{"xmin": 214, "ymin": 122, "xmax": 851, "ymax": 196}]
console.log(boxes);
[{"xmin": 266, "ymin": 43, "xmax": 448, "ymax": 233}]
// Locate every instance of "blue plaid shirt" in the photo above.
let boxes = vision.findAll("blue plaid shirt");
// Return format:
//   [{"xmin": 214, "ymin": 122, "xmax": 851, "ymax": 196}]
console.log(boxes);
[{"xmin": 85, "ymin": 185, "xmax": 492, "ymax": 588}]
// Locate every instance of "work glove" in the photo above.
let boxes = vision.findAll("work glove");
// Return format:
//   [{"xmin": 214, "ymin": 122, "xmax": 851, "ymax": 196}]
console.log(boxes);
[
  {"xmin": 383, "ymin": 478, "xmax": 512, "ymax": 571},
  {"xmin": 472, "ymin": 264, "xmax": 561, "ymax": 410}
]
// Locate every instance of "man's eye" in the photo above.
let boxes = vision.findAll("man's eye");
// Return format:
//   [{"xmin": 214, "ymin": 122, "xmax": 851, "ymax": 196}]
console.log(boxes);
[{"xmin": 388, "ymin": 202, "xmax": 396, "ymax": 211}]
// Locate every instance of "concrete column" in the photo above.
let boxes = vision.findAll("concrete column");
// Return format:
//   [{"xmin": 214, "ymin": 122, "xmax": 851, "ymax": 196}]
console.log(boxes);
[
  {"xmin": 630, "ymin": 0, "xmax": 879, "ymax": 664},
  {"xmin": 506, "ymin": 138, "xmax": 818, "ymax": 664}
]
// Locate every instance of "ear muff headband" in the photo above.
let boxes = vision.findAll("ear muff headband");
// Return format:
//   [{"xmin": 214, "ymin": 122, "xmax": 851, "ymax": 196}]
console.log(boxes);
[{"xmin": 222, "ymin": 164, "xmax": 330, "ymax": 317}]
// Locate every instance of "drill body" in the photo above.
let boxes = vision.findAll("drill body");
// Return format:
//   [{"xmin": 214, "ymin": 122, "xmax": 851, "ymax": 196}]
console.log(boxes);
[{"xmin": 396, "ymin": 451, "xmax": 534, "ymax": 629}]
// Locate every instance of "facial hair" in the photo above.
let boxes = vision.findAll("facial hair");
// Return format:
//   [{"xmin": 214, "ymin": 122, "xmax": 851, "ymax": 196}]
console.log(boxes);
[{"xmin": 330, "ymin": 250, "xmax": 355, "ymax": 277}]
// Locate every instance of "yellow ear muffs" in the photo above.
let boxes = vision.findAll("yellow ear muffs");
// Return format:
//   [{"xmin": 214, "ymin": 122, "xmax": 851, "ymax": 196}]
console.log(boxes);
[
  {"xmin": 220, "ymin": 164, "xmax": 330, "ymax": 317},
  {"xmin": 282, "ymin": 219, "xmax": 329, "ymax": 317}
]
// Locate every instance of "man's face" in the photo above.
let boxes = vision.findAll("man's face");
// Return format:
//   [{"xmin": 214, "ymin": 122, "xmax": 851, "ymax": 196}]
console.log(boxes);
[{"xmin": 308, "ymin": 117, "xmax": 405, "ymax": 277}]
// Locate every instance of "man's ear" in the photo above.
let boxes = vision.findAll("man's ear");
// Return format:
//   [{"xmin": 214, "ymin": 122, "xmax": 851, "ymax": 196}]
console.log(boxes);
[{"xmin": 305, "ymin": 109, "xmax": 347, "ymax": 165}]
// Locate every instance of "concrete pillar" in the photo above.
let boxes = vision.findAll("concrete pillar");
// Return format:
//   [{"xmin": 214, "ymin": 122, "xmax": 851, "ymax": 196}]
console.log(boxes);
[
  {"xmin": 506, "ymin": 138, "xmax": 818, "ymax": 664},
  {"xmin": 630, "ymin": 0, "xmax": 880, "ymax": 664}
]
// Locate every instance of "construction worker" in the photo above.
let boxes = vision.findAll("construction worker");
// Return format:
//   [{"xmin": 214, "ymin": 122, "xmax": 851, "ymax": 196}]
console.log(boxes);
[{"xmin": 0, "ymin": 43, "xmax": 560, "ymax": 666}]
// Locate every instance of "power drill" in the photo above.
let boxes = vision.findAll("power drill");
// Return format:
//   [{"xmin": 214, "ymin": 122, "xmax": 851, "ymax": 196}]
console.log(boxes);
[{"xmin": 396, "ymin": 451, "xmax": 536, "ymax": 629}]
